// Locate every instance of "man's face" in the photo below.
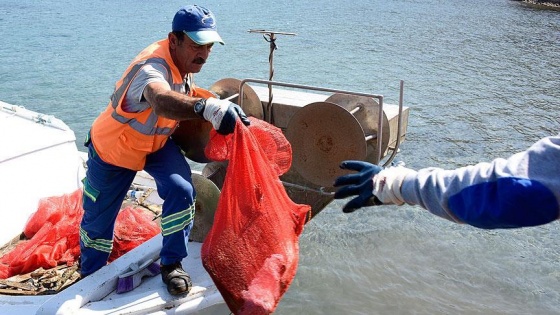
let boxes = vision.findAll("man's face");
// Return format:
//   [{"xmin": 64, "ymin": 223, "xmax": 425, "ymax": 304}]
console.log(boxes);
[{"xmin": 169, "ymin": 33, "xmax": 213, "ymax": 76}]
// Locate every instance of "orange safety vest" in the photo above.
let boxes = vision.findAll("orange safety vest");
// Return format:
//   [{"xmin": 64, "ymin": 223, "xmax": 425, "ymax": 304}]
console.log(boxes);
[{"xmin": 90, "ymin": 39, "xmax": 212, "ymax": 170}]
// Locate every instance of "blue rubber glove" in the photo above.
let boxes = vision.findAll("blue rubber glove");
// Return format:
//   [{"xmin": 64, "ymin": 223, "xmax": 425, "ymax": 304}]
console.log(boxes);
[
  {"xmin": 333, "ymin": 160, "xmax": 383, "ymax": 213},
  {"xmin": 203, "ymin": 98, "xmax": 251, "ymax": 135}
]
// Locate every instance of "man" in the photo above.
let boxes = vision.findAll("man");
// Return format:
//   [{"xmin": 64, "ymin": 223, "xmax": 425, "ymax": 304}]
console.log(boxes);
[
  {"xmin": 80, "ymin": 4, "xmax": 250, "ymax": 295},
  {"xmin": 333, "ymin": 133, "xmax": 560, "ymax": 229}
]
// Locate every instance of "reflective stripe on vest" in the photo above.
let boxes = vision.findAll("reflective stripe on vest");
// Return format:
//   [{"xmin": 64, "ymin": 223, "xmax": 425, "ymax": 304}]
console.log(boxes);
[{"xmin": 109, "ymin": 58, "xmax": 175, "ymax": 136}]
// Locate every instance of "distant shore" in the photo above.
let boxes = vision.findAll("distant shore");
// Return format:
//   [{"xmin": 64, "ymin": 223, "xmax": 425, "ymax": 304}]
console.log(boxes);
[{"xmin": 519, "ymin": 0, "xmax": 560, "ymax": 9}]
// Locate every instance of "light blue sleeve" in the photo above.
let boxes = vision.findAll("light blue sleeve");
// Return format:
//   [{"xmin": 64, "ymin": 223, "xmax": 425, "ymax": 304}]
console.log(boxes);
[
  {"xmin": 400, "ymin": 134, "xmax": 560, "ymax": 229},
  {"xmin": 123, "ymin": 63, "xmax": 173, "ymax": 113}
]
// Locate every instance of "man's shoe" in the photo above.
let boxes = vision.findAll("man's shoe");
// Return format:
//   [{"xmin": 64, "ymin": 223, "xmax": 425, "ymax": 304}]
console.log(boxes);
[{"xmin": 160, "ymin": 261, "xmax": 192, "ymax": 295}]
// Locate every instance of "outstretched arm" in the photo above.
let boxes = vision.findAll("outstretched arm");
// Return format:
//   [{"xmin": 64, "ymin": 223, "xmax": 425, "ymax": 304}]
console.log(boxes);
[
  {"xmin": 334, "ymin": 134, "xmax": 560, "ymax": 229},
  {"xmin": 401, "ymin": 134, "xmax": 560, "ymax": 228},
  {"xmin": 144, "ymin": 81, "xmax": 250, "ymax": 135},
  {"xmin": 144, "ymin": 81, "xmax": 200, "ymax": 120}
]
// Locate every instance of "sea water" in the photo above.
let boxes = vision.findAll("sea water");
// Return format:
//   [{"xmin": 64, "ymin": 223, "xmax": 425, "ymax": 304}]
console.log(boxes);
[{"xmin": 0, "ymin": 0, "xmax": 558, "ymax": 314}]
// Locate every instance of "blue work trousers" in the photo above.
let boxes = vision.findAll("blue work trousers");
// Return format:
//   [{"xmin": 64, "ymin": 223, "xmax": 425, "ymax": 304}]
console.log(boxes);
[{"xmin": 80, "ymin": 138, "xmax": 195, "ymax": 276}]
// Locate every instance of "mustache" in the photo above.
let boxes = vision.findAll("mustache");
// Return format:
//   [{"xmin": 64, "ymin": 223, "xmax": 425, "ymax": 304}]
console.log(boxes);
[{"xmin": 193, "ymin": 57, "xmax": 206, "ymax": 65}]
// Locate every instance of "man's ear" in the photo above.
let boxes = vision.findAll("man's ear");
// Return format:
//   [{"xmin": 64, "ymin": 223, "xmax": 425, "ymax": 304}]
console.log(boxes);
[{"xmin": 168, "ymin": 32, "xmax": 179, "ymax": 49}]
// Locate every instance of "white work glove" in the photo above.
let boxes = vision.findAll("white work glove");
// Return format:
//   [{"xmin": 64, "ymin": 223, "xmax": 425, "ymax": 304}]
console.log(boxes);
[
  {"xmin": 203, "ymin": 98, "xmax": 250, "ymax": 135},
  {"xmin": 372, "ymin": 166, "xmax": 416, "ymax": 206}
]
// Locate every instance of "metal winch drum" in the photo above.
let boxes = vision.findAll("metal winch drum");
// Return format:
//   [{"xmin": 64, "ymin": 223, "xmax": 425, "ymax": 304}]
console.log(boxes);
[
  {"xmin": 209, "ymin": 78, "xmax": 264, "ymax": 119},
  {"xmin": 190, "ymin": 173, "xmax": 220, "ymax": 242},
  {"xmin": 285, "ymin": 94, "xmax": 389, "ymax": 188},
  {"xmin": 324, "ymin": 93, "xmax": 390, "ymax": 163},
  {"xmin": 172, "ymin": 78, "xmax": 262, "ymax": 163}
]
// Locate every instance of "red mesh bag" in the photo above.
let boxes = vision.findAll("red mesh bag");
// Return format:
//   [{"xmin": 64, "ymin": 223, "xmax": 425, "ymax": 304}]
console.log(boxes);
[
  {"xmin": 0, "ymin": 190, "xmax": 160, "ymax": 279},
  {"xmin": 0, "ymin": 189, "xmax": 84, "ymax": 278},
  {"xmin": 109, "ymin": 206, "xmax": 160, "ymax": 261},
  {"xmin": 202, "ymin": 117, "xmax": 311, "ymax": 314}
]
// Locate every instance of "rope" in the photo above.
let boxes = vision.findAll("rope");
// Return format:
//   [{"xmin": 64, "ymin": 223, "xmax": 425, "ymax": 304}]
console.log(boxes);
[
  {"xmin": 263, "ymin": 34, "xmax": 277, "ymax": 122},
  {"xmin": 247, "ymin": 29, "xmax": 296, "ymax": 123}
]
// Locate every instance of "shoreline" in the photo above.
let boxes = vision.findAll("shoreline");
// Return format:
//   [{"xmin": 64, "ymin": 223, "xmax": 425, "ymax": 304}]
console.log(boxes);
[{"xmin": 519, "ymin": 0, "xmax": 560, "ymax": 9}]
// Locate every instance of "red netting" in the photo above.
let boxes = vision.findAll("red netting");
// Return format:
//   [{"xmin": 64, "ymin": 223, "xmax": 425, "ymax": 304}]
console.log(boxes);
[
  {"xmin": 109, "ymin": 206, "xmax": 160, "ymax": 261},
  {"xmin": 0, "ymin": 189, "xmax": 159, "ymax": 279},
  {"xmin": 202, "ymin": 117, "xmax": 311, "ymax": 315},
  {"xmin": 0, "ymin": 189, "xmax": 84, "ymax": 279}
]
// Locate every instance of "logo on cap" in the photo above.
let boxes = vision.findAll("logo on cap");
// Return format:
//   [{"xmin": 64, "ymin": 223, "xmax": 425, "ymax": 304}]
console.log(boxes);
[{"xmin": 201, "ymin": 15, "xmax": 215, "ymax": 27}]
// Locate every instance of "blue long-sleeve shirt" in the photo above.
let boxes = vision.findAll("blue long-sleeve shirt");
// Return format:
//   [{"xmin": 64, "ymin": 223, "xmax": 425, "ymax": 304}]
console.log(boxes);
[{"xmin": 400, "ymin": 134, "xmax": 560, "ymax": 229}]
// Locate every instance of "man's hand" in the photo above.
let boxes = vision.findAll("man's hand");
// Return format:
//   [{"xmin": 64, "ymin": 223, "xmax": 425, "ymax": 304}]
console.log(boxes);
[
  {"xmin": 203, "ymin": 98, "xmax": 251, "ymax": 135},
  {"xmin": 334, "ymin": 160, "xmax": 416, "ymax": 212},
  {"xmin": 333, "ymin": 160, "xmax": 383, "ymax": 213}
]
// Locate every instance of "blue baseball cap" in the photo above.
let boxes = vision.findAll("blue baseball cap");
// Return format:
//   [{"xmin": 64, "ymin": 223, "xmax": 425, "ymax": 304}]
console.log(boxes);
[{"xmin": 172, "ymin": 5, "xmax": 224, "ymax": 45}]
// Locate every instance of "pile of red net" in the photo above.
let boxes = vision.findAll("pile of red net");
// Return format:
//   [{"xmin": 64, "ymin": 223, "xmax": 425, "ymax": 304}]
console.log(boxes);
[
  {"xmin": 202, "ymin": 117, "xmax": 311, "ymax": 314},
  {"xmin": 0, "ymin": 188, "xmax": 159, "ymax": 279},
  {"xmin": 109, "ymin": 206, "xmax": 160, "ymax": 262}
]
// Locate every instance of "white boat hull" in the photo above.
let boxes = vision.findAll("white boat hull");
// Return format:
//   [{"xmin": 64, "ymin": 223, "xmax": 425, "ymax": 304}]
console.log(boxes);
[
  {"xmin": 0, "ymin": 101, "xmax": 84, "ymax": 246},
  {"xmin": 0, "ymin": 101, "xmax": 227, "ymax": 314}
]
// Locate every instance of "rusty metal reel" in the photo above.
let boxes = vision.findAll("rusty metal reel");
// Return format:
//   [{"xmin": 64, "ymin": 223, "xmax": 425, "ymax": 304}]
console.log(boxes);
[
  {"xmin": 325, "ymin": 93, "xmax": 390, "ymax": 163},
  {"xmin": 285, "ymin": 101, "xmax": 367, "ymax": 187},
  {"xmin": 209, "ymin": 78, "xmax": 263, "ymax": 119},
  {"xmin": 172, "ymin": 119, "xmax": 213, "ymax": 163},
  {"xmin": 202, "ymin": 160, "xmax": 228, "ymax": 190},
  {"xmin": 190, "ymin": 172, "xmax": 220, "ymax": 243}
]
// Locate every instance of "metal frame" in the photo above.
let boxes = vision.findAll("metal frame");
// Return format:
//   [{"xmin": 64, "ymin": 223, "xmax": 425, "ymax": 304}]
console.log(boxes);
[{"xmin": 238, "ymin": 78, "xmax": 405, "ymax": 166}]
